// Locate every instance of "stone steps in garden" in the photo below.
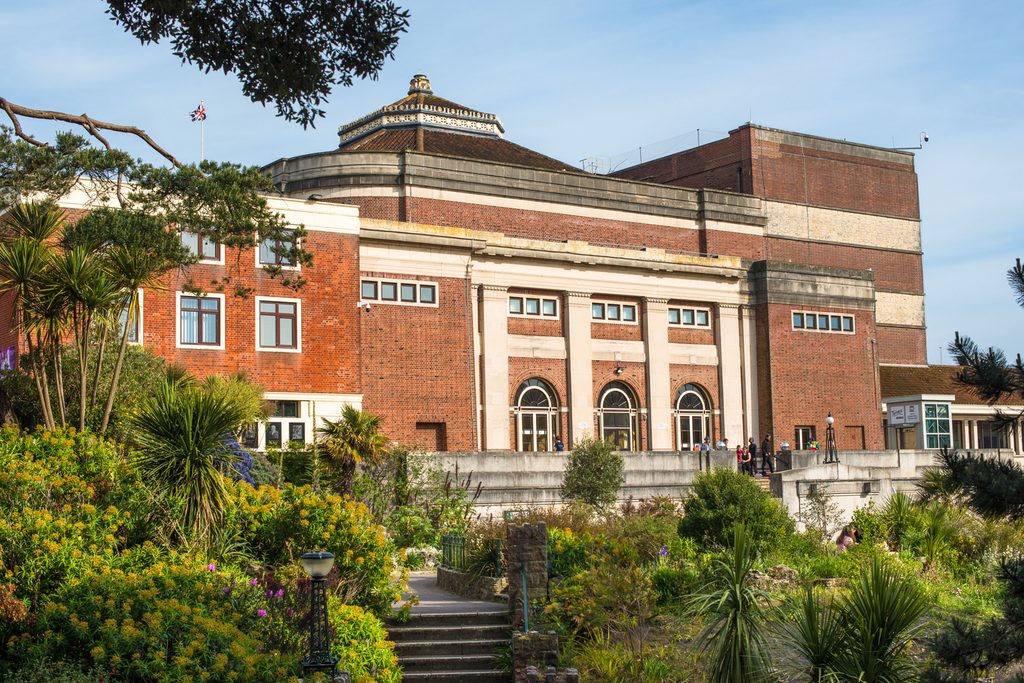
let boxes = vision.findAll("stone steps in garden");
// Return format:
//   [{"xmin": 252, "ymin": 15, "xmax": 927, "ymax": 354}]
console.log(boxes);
[{"xmin": 389, "ymin": 610, "xmax": 512, "ymax": 683}]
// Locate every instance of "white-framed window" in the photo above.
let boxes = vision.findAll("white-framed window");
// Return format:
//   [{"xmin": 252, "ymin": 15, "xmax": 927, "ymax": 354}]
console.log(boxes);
[
  {"xmin": 117, "ymin": 289, "xmax": 143, "ymax": 344},
  {"xmin": 361, "ymin": 278, "xmax": 438, "ymax": 307},
  {"xmin": 508, "ymin": 295, "xmax": 559, "ymax": 318},
  {"xmin": 668, "ymin": 306, "xmax": 711, "ymax": 328},
  {"xmin": 181, "ymin": 230, "xmax": 223, "ymax": 264},
  {"xmin": 597, "ymin": 381, "xmax": 638, "ymax": 451},
  {"xmin": 792, "ymin": 311, "xmax": 855, "ymax": 334},
  {"xmin": 924, "ymin": 403, "xmax": 952, "ymax": 449},
  {"xmin": 674, "ymin": 384, "xmax": 711, "ymax": 450},
  {"xmin": 978, "ymin": 421, "xmax": 1008, "ymax": 450},
  {"xmin": 591, "ymin": 300, "xmax": 638, "ymax": 324},
  {"xmin": 255, "ymin": 296, "xmax": 301, "ymax": 353},
  {"xmin": 513, "ymin": 379, "xmax": 560, "ymax": 452},
  {"xmin": 176, "ymin": 292, "xmax": 225, "ymax": 349},
  {"xmin": 257, "ymin": 231, "xmax": 300, "ymax": 270}
]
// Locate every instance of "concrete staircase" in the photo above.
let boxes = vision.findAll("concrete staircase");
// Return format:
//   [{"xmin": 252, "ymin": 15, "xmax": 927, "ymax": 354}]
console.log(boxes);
[{"xmin": 389, "ymin": 610, "xmax": 513, "ymax": 683}]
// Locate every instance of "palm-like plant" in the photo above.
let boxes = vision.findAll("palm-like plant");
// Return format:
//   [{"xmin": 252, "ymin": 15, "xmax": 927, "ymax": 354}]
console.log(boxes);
[
  {"xmin": 131, "ymin": 378, "xmax": 248, "ymax": 538},
  {"xmin": 97, "ymin": 244, "xmax": 176, "ymax": 433},
  {"xmin": 833, "ymin": 557, "xmax": 929, "ymax": 682},
  {"xmin": 318, "ymin": 405, "xmax": 388, "ymax": 496},
  {"xmin": 786, "ymin": 584, "xmax": 845, "ymax": 682},
  {"xmin": 688, "ymin": 523, "xmax": 775, "ymax": 683},
  {"xmin": 787, "ymin": 556, "xmax": 930, "ymax": 682}
]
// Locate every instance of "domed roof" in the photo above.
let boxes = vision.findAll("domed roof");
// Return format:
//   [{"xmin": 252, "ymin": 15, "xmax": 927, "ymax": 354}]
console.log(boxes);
[{"xmin": 335, "ymin": 75, "xmax": 575, "ymax": 172}]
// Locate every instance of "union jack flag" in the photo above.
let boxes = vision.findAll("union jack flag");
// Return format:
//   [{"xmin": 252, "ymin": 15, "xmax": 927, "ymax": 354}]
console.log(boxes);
[{"xmin": 190, "ymin": 103, "xmax": 207, "ymax": 122}]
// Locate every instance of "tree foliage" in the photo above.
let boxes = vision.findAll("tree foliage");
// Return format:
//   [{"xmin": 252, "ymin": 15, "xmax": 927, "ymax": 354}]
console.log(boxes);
[
  {"xmin": 678, "ymin": 468, "xmax": 794, "ymax": 552},
  {"xmin": 104, "ymin": 0, "xmax": 410, "ymax": 127},
  {"xmin": 560, "ymin": 437, "xmax": 625, "ymax": 509},
  {"xmin": 318, "ymin": 405, "xmax": 388, "ymax": 496}
]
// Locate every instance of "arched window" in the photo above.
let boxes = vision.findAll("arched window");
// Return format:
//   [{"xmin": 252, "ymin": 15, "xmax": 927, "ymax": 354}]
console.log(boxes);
[
  {"xmin": 597, "ymin": 381, "xmax": 638, "ymax": 451},
  {"xmin": 514, "ymin": 379, "xmax": 560, "ymax": 452},
  {"xmin": 674, "ymin": 383, "xmax": 711, "ymax": 451}
]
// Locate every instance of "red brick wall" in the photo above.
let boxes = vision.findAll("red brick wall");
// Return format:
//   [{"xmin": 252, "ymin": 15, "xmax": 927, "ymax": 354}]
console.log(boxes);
[
  {"xmin": 406, "ymin": 197, "xmax": 703, "ymax": 254},
  {"xmin": 613, "ymin": 126, "xmax": 919, "ymax": 220},
  {"xmin": 360, "ymin": 273, "xmax": 476, "ymax": 450},
  {"xmin": 0, "ymin": 291, "xmax": 20, "ymax": 356},
  {"xmin": 324, "ymin": 196, "xmax": 401, "ymax": 221},
  {"xmin": 141, "ymin": 232, "xmax": 361, "ymax": 393},
  {"xmin": 591, "ymin": 322, "xmax": 642, "ymax": 341},
  {"xmin": 766, "ymin": 237, "xmax": 923, "ymax": 294},
  {"xmin": 613, "ymin": 136, "xmax": 747, "ymax": 191},
  {"xmin": 761, "ymin": 303, "xmax": 883, "ymax": 449},
  {"xmin": 508, "ymin": 316, "xmax": 563, "ymax": 337},
  {"xmin": 751, "ymin": 133, "xmax": 920, "ymax": 219},
  {"xmin": 704, "ymin": 230, "xmax": 765, "ymax": 260},
  {"xmin": 876, "ymin": 325, "xmax": 928, "ymax": 365}
]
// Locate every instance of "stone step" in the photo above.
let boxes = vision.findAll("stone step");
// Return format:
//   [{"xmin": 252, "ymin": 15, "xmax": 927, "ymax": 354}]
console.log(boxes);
[
  {"xmin": 401, "ymin": 653, "xmax": 498, "ymax": 672},
  {"xmin": 391, "ymin": 611, "xmax": 511, "ymax": 628},
  {"xmin": 395, "ymin": 638, "xmax": 507, "ymax": 657},
  {"xmin": 401, "ymin": 670, "xmax": 512, "ymax": 683},
  {"xmin": 389, "ymin": 623, "xmax": 511, "ymax": 643}
]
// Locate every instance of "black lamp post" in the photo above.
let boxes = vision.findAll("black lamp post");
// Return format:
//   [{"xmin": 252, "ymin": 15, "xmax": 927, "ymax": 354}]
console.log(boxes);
[
  {"xmin": 824, "ymin": 413, "xmax": 840, "ymax": 464},
  {"xmin": 300, "ymin": 551, "xmax": 342, "ymax": 680}
]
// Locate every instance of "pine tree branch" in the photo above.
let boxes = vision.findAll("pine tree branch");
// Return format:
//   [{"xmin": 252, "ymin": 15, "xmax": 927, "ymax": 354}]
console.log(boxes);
[{"xmin": 0, "ymin": 97, "xmax": 182, "ymax": 167}]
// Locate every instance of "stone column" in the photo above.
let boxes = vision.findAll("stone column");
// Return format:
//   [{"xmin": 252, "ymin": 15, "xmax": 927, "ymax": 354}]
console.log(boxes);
[
  {"xmin": 565, "ymin": 292, "xmax": 594, "ymax": 445},
  {"xmin": 643, "ymin": 297, "xmax": 672, "ymax": 450},
  {"xmin": 506, "ymin": 522, "xmax": 549, "ymax": 630},
  {"xmin": 740, "ymin": 305, "xmax": 760, "ymax": 440},
  {"xmin": 480, "ymin": 285, "xmax": 510, "ymax": 450},
  {"xmin": 971, "ymin": 420, "xmax": 979, "ymax": 451},
  {"xmin": 716, "ymin": 303, "xmax": 744, "ymax": 445}
]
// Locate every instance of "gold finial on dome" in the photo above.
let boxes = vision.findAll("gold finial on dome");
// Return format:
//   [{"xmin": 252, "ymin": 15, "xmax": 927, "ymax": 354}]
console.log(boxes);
[{"xmin": 408, "ymin": 74, "xmax": 433, "ymax": 95}]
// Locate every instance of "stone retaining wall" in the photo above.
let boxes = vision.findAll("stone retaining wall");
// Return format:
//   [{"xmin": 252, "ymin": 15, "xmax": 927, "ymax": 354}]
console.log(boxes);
[{"xmin": 435, "ymin": 565, "xmax": 507, "ymax": 603}]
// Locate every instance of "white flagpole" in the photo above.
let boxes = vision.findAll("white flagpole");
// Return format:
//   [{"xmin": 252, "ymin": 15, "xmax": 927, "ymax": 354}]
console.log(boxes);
[{"xmin": 200, "ymin": 101, "xmax": 205, "ymax": 162}]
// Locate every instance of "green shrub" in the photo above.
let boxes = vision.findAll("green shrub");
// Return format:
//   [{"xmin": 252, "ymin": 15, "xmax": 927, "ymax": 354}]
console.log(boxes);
[
  {"xmin": 678, "ymin": 468, "xmax": 794, "ymax": 552},
  {"xmin": 247, "ymin": 449, "xmax": 282, "ymax": 488},
  {"xmin": 327, "ymin": 602, "xmax": 401, "ymax": 683},
  {"xmin": 548, "ymin": 527, "xmax": 601, "ymax": 578},
  {"xmin": 545, "ymin": 561, "xmax": 655, "ymax": 636},
  {"xmin": 223, "ymin": 481, "xmax": 404, "ymax": 616},
  {"xmin": 560, "ymin": 438, "xmax": 624, "ymax": 509},
  {"xmin": 387, "ymin": 505, "xmax": 437, "ymax": 548}
]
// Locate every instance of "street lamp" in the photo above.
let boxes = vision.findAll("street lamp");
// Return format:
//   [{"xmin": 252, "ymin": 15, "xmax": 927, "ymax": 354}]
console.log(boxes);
[
  {"xmin": 300, "ymin": 551, "xmax": 343, "ymax": 680},
  {"xmin": 824, "ymin": 413, "xmax": 839, "ymax": 464}
]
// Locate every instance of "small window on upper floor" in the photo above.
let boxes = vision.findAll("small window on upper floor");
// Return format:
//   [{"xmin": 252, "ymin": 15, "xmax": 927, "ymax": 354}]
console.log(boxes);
[
  {"xmin": 182, "ymin": 230, "xmax": 220, "ymax": 262},
  {"xmin": 592, "ymin": 300, "xmax": 638, "ymax": 325},
  {"xmin": 668, "ymin": 306, "xmax": 711, "ymax": 329},
  {"xmin": 361, "ymin": 278, "xmax": 439, "ymax": 307},
  {"xmin": 259, "ymin": 232, "xmax": 296, "ymax": 266},
  {"xmin": 509, "ymin": 294, "xmax": 559, "ymax": 319}
]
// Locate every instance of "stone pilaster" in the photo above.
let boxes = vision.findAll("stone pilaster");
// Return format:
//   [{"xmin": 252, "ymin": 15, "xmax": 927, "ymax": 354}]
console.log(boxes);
[
  {"xmin": 716, "ymin": 303, "xmax": 744, "ymax": 444},
  {"xmin": 644, "ymin": 297, "xmax": 672, "ymax": 450},
  {"xmin": 740, "ymin": 305, "xmax": 759, "ymax": 441},
  {"xmin": 480, "ymin": 285, "xmax": 510, "ymax": 450},
  {"xmin": 565, "ymin": 292, "xmax": 593, "ymax": 445}
]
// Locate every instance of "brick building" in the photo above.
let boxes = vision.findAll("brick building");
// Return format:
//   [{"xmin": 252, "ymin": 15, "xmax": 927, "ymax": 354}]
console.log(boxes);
[{"xmin": 45, "ymin": 75, "xmax": 936, "ymax": 453}]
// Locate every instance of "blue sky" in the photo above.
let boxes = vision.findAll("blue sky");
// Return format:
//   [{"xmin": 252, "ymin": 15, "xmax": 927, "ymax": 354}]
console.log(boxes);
[{"xmin": 2, "ymin": 0, "xmax": 1021, "ymax": 363}]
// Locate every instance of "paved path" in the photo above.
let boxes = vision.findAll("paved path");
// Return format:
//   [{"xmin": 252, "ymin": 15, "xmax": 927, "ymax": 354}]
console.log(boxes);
[{"xmin": 397, "ymin": 570, "xmax": 507, "ymax": 615}]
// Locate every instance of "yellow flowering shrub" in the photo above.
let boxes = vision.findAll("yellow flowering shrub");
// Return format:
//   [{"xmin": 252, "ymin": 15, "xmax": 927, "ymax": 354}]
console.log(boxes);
[
  {"xmin": 0, "ymin": 426, "xmax": 146, "ymax": 602},
  {"xmin": 10, "ymin": 554, "xmax": 298, "ymax": 682},
  {"xmin": 224, "ymin": 482, "xmax": 406, "ymax": 616},
  {"xmin": 327, "ymin": 601, "xmax": 400, "ymax": 683}
]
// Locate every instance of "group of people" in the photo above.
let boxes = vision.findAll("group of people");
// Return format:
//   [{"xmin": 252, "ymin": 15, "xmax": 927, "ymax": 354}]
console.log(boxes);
[
  {"xmin": 696, "ymin": 434, "xmax": 776, "ymax": 476},
  {"xmin": 736, "ymin": 435, "xmax": 774, "ymax": 477}
]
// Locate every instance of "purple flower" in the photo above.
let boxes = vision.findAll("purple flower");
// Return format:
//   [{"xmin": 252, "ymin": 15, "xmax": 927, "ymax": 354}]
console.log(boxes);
[
  {"xmin": 206, "ymin": 564, "xmax": 216, "ymax": 571},
  {"xmin": 658, "ymin": 545, "xmax": 668, "ymax": 557},
  {"xmin": 222, "ymin": 586, "xmax": 232, "ymax": 595},
  {"xmin": 286, "ymin": 608, "xmax": 295, "ymax": 618},
  {"xmin": 265, "ymin": 589, "xmax": 273, "ymax": 598},
  {"xmin": 274, "ymin": 589, "xmax": 285, "ymax": 599},
  {"xmin": 249, "ymin": 578, "xmax": 259, "ymax": 586},
  {"xmin": 257, "ymin": 609, "xmax": 267, "ymax": 618}
]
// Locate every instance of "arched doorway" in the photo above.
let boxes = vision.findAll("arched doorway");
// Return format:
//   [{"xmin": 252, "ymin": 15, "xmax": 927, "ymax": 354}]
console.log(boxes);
[
  {"xmin": 674, "ymin": 383, "xmax": 711, "ymax": 450},
  {"xmin": 514, "ymin": 378, "xmax": 560, "ymax": 452},
  {"xmin": 597, "ymin": 381, "xmax": 639, "ymax": 451}
]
